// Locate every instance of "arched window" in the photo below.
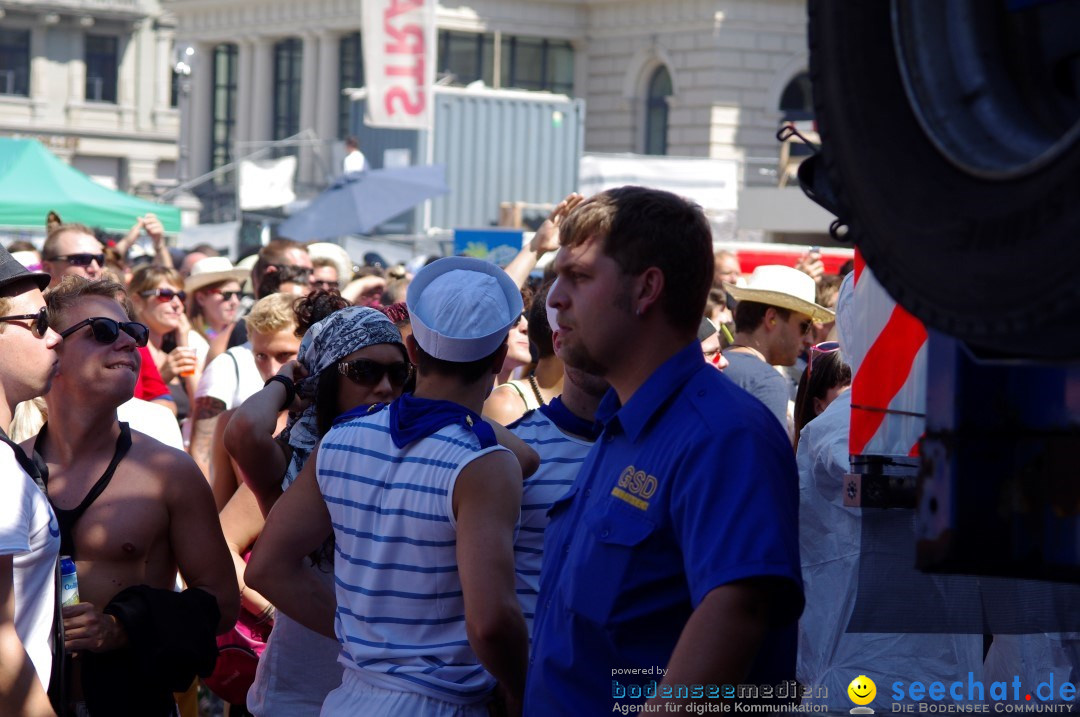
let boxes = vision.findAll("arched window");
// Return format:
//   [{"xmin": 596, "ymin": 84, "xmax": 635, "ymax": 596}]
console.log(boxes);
[
  {"xmin": 779, "ymin": 71, "xmax": 814, "ymax": 122},
  {"xmin": 644, "ymin": 66, "xmax": 672, "ymax": 155}
]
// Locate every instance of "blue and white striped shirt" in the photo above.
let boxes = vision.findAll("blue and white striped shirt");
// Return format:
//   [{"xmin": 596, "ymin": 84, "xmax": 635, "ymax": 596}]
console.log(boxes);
[
  {"xmin": 316, "ymin": 406, "xmax": 508, "ymax": 704},
  {"xmin": 509, "ymin": 407, "xmax": 595, "ymax": 634}
]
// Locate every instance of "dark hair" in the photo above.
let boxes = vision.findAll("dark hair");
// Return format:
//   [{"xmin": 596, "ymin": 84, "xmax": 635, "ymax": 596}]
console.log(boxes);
[
  {"xmin": 792, "ymin": 349, "xmax": 852, "ymax": 449},
  {"xmin": 293, "ymin": 289, "xmax": 350, "ymax": 338},
  {"xmin": 260, "ymin": 264, "xmax": 311, "ymax": 296},
  {"xmin": 817, "ymin": 274, "xmax": 842, "ymax": 309},
  {"xmin": 527, "ymin": 283, "xmax": 554, "ymax": 359},
  {"xmin": 733, "ymin": 301, "xmax": 791, "ymax": 334},
  {"xmin": 414, "ymin": 341, "xmax": 505, "ymax": 385},
  {"xmin": 44, "ymin": 275, "xmax": 134, "ymax": 323},
  {"xmin": 189, "ymin": 243, "xmax": 220, "ymax": 257},
  {"xmin": 253, "ymin": 239, "xmax": 307, "ymax": 298},
  {"xmin": 559, "ymin": 186, "xmax": 713, "ymax": 333}
]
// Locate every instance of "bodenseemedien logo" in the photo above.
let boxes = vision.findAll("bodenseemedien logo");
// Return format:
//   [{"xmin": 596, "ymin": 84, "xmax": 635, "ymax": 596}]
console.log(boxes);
[{"xmin": 849, "ymin": 675, "xmax": 877, "ymax": 714}]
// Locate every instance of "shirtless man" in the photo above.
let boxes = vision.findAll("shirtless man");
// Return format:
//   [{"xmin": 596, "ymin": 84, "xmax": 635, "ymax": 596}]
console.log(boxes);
[{"xmin": 27, "ymin": 276, "xmax": 238, "ymax": 716}]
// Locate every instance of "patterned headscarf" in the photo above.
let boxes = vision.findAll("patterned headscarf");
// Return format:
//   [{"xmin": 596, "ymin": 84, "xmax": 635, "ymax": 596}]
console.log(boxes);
[{"xmin": 281, "ymin": 306, "xmax": 404, "ymax": 489}]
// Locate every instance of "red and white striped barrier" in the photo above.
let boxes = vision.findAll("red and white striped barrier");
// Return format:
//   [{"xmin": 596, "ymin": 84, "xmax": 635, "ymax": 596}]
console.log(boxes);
[{"xmin": 847, "ymin": 251, "xmax": 928, "ymax": 458}]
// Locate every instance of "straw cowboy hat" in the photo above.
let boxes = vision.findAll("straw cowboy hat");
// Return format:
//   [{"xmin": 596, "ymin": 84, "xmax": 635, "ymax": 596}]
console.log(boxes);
[
  {"xmin": 307, "ymin": 242, "xmax": 355, "ymax": 290},
  {"xmin": 725, "ymin": 265, "xmax": 835, "ymax": 322},
  {"xmin": 185, "ymin": 256, "xmax": 251, "ymax": 294}
]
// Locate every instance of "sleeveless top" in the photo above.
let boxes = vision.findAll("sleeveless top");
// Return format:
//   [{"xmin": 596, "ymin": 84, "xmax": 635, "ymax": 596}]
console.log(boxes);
[
  {"xmin": 499, "ymin": 378, "xmax": 542, "ymax": 412},
  {"xmin": 508, "ymin": 402, "xmax": 596, "ymax": 635},
  {"xmin": 316, "ymin": 405, "xmax": 508, "ymax": 704}
]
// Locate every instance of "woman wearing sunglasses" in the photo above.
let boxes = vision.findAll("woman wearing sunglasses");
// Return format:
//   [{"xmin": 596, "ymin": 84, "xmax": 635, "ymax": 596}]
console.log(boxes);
[
  {"xmin": 185, "ymin": 257, "xmax": 249, "ymax": 344},
  {"xmin": 216, "ymin": 306, "xmax": 408, "ymax": 714},
  {"xmin": 129, "ymin": 265, "xmax": 208, "ymax": 427}
]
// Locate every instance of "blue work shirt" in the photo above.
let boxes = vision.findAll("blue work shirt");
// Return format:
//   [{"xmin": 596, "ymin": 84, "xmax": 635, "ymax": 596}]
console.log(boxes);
[{"xmin": 524, "ymin": 342, "xmax": 804, "ymax": 716}]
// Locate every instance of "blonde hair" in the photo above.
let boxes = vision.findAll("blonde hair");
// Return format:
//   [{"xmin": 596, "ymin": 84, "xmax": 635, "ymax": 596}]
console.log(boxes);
[{"xmin": 244, "ymin": 292, "xmax": 297, "ymax": 336}]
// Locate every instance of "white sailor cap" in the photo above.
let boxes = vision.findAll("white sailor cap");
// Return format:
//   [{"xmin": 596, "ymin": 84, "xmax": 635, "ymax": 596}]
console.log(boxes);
[{"xmin": 407, "ymin": 256, "xmax": 523, "ymax": 362}]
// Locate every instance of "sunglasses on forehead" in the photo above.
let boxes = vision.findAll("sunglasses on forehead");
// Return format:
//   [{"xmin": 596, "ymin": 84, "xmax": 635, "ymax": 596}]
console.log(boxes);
[
  {"xmin": 140, "ymin": 287, "xmax": 187, "ymax": 303},
  {"xmin": 807, "ymin": 340, "xmax": 840, "ymax": 379},
  {"xmin": 0, "ymin": 306, "xmax": 50, "ymax": 338},
  {"xmin": 337, "ymin": 359, "xmax": 412, "ymax": 388},
  {"xmin": 59, "ymin": 317, "xmax": 149, "ymax": 347},
  {"xmin": 46, "ymin": 253, "xmax": 105, "ymax": 268}
]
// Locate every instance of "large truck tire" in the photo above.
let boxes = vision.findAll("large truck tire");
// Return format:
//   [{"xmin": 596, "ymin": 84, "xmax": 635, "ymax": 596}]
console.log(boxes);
[{"xmin": 808, "ymin": 0, "xmax": 1080, "ymax": 358}]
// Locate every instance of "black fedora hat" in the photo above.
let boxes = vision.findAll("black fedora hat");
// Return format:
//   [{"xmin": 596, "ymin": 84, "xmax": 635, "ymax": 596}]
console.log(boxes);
[{"xmin": 0, "ymin": 245, "xmax": 50, "ymax": 293}]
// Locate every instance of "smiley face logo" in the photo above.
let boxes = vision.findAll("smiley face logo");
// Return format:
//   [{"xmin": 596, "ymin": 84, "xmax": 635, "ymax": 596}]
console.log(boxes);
[{"xmin": 847, "ymin": 675, "xmax": 876, "ymax": 706}]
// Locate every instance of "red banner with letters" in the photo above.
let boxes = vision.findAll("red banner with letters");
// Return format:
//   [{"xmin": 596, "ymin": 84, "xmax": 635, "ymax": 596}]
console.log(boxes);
[{"xmin": 361, "ymin": 0, "xmax": 435, "ymax": 130}]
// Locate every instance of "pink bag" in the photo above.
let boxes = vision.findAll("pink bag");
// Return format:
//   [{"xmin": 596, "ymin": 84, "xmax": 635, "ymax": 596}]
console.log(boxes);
[{"xmin": 203, "ymin": 554, "xmax": 272, "ymax": 705}]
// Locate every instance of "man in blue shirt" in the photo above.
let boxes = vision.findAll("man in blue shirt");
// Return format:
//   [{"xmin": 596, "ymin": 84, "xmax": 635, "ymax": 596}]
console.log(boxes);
[{"xmin": 526, "ymin": 186, "xmax": 804, "ymax": 715}]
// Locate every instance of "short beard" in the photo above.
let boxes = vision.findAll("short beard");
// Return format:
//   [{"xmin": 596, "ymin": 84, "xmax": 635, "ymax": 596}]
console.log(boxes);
[
  {"xmin": 564, "ymin": 364, "xmax": 609, "ymax": 398},
  {"xmin": 559, "ymin": 341, "xmax": 608, "ymax": 377}
]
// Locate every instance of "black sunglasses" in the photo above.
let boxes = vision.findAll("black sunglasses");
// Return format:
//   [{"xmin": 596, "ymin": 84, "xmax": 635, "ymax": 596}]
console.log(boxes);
[
  {"xmin": 59, "ymin": 317, "xmax": 149, "ymax": 347},
  {"xmin": 338, "ymin": 359, "xmax": 412, "ymax": 388},
  {"xmin": 0, "ymin": 306, "xmax": 50, "ymax": 338},
  {"xmin": 309, "ymin": 280, "xmax": 338, "ymax": 291},
  {"xmin": 210, "ymin": 289, "xmax": 241, "ymax": 301},
  {"xmin": 140, "ymin": 288, "xmax": 187, "ymax": 303},
  {"xmin": 46, "ymin": 253, "xmax": 105, "ymax": 268}
]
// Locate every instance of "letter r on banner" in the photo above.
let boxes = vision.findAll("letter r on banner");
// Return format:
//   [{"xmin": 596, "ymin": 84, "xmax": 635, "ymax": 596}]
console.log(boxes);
[{"xmin": 361, "ymin": 0, "xmax": 435, "ymax": 130}]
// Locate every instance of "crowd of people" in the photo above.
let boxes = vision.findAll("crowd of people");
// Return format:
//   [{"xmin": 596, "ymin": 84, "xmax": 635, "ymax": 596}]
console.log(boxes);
[{"xmin": 0, "ymin": 186, "xmax": 1053, "ymax": 717}]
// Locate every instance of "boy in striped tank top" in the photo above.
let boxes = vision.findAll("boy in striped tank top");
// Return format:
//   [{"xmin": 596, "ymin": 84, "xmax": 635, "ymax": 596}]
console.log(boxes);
[
  {"xmin": 508, "ymin": 282, "xmax": 607, "ymax": 636},
  {"xmin": 248, "ymin": 257, "xmax": 530, "ymax": 717}
]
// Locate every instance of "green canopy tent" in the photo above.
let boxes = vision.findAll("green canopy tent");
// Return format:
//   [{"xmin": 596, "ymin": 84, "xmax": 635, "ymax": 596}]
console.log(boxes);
[{"xmin": 0, "ymin": 138, "xmax": 181, "ymax": 233}]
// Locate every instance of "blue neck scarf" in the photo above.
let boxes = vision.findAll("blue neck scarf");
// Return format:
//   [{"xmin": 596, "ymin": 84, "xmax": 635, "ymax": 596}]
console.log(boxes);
[
  {"xmin": 368, "ymin": 393, "xmax": 497, "ymax": 449},
  {"xmin": 539, "ymin": 396, "xmax": 603, "ymax": 441}
]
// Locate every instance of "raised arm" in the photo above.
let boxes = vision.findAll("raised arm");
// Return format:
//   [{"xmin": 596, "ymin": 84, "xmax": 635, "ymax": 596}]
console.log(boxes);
[
  {"xmin": 502, "ymin": 193, "xmax": 583, "ymax": 289},
  {"xmin": 454, "ymin": 449, "xmax": 528, "ymax": 711},
  {"xmin": 224, "ymin": 361, "xmax": 305, "ymax": 514},
  {"xmin": 245, "ymin": 446, "xmax": 335, "ymax": 638},
  {"xmin": 0, "ymin": 556, "xmax": 54, "ymax": 716}
]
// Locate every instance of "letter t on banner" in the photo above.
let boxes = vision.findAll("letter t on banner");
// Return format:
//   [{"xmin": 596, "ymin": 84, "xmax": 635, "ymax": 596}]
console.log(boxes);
[{"xmin": 361, "ymin": 0, "xmax": 436, "ymax": 130}]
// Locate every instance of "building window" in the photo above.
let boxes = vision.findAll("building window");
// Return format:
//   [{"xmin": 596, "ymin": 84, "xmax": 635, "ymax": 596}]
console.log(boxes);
[
  {"xmin": 0, "ymin": 29, "xmax": 30, "ymax": 96},
  {"xmin": 273, "ymin": 38, "xmax": 303, "ymax": 141},
  {"xmin": 437, "ymin": 30, "xmax": 494, "ymax": 87},
  {"xmin": 339, "ymin": 32, "xmax": 364, "ymax": 139},
  {"xmin": 85, "ymin": 35, "xmax": 118, "ymax": 103},
  {"xmin": 501, "ymin": 36, "xmax": 573, "ymax": 94},
  {"xmin": 210, "ymin": 43, "xmax": 238, "ymax": 172},
  {"xmin": 644, "ymin": 66, "xmax": 672, "ymax": 155}
]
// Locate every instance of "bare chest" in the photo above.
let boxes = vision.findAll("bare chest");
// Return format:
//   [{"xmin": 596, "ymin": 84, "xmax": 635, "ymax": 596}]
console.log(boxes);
[{"xmin": 47, "ymin": 463, "xmax": 171, "ymax": 564}]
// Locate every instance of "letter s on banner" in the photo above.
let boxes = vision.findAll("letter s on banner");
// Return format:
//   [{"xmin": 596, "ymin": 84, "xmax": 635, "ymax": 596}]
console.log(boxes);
[{"xmin": 361, "ymin": 0, "xmax": 435, "ymax": 130}]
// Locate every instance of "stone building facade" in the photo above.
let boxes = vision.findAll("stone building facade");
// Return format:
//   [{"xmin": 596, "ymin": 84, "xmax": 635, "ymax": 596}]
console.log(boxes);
[
  {"xmin": 167, "ymin": 0, "xmax": 811, "ymax": 189},
  {"xmin": 0, "ymin": 0, "xmax": 181, "ymax": 193}
]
